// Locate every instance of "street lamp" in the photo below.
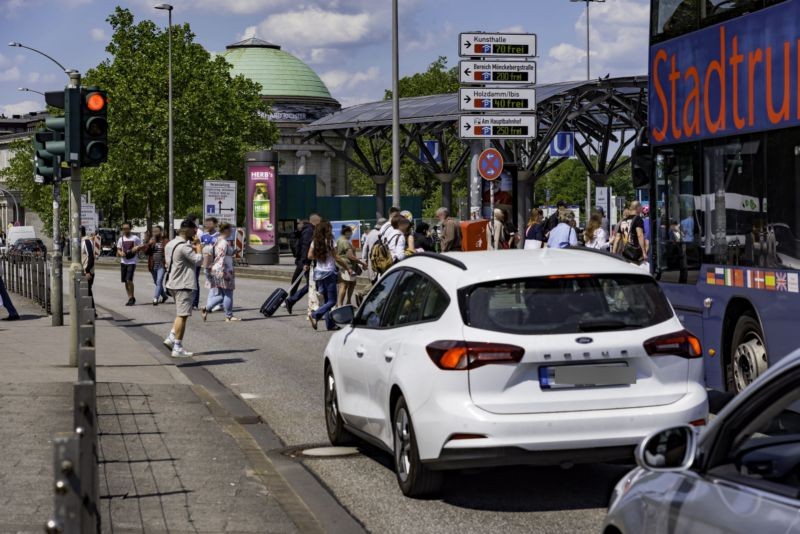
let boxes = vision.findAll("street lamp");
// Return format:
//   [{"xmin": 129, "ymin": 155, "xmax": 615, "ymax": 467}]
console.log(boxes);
[
  {"xmin": 17, "ymin": 87, "xmax": 45, "ymax": 96},
  {"xmin": 391, "ymin": 0, "xmax": 400, "ymax": 210},
  {"xmin": 570, "ymin": 0, "xmax": 605, "ymax": 228},
  {"xmin": 155, "ymin": 3, "xmax": 174, "ymax": 236},
  {"xmin": 8, "ymin": 41, "xmax": 70, "ymax": 75}
]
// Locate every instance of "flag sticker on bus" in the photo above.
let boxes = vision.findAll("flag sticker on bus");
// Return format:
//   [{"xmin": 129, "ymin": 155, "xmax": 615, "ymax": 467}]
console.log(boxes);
[{"xmin": 705, "ymin": 267, "xmax": 798, "ymax": 293}]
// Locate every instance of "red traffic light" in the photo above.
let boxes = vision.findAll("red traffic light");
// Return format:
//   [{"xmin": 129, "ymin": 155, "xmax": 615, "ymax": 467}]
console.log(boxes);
[{"xmin": 86, "ymin": 92, "xmax": 106, "ymax": 112}]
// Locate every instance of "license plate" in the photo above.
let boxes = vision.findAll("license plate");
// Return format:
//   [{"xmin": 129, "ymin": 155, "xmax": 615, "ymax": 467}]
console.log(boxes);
[{"xmin": 539, "ymin": 364, "xmax": 636, "ymax": 389}]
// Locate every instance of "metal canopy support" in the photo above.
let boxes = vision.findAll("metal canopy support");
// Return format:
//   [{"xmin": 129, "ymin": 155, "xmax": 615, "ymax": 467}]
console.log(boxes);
[{"xmin": 300, "ymin": 76, "xmax": 647, "ymax": 214}]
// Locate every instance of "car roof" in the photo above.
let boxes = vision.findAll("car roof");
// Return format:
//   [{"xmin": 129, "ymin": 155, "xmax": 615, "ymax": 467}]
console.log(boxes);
[{"xmin": 397, "ymin": 249, "xmax": 649, "ymax": 290}]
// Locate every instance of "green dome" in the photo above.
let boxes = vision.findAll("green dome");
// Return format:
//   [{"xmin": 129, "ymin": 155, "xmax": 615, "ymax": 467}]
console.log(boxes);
[{"xmin": 221, "ymin": 38, "xmax": 335, "ymax": 103}]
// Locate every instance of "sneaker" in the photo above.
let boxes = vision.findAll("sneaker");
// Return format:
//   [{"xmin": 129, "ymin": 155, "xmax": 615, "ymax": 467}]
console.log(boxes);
[
  {"xmin": 308, "ymin": 314, "xmax": 318, "ymax": 330},
  {"xmin": 160, "ymin": 295, "xmax": 169, "ymax": 304},
  {"xmin": 225, "ymin": 316, "xmax": 241, "ymax": 322},
  {"xmin": 2, "ymin": 315, "xmax": 20, "ymax": 321},
  {"xmin": 153, "ymin": 299, "xmax": 159, "ymax": 306},
  {"xmin": 211, "ymin": 305, "xmax": 223, "ymax": 312},
  {"xmin": 171, "ymin": 346, "xmax": 194, "ymax": 358},
  {"xmin": 163, "ymin": 337, "xmax": 175, "ymax": 350},
  {"xmin": 125, "ymin": 298, "xmax": 135, "ymax": 306},
  {"xmin": 286, "ymin": 299, "xmax": 294, "ymax": 315}
]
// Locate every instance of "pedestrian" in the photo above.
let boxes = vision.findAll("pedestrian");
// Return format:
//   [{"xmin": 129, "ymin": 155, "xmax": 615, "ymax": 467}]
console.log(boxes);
[
  {"xmin": 286, "ymin": 213, "xmax": 320, "ymax": 315},
  {"xmin": 336, "ymin": 224, "xmax": 366, "ymax": 307},
  {"xmin": 435, "ymin": 207, "xmax": 462, "ymax": 252},
  {"xmin": 380, "ymin": 207, "xmax": 401, "ymax": 235},
  {"xmin": 413, "ymin": 221, "xmax": 435, "ymax": 252},
  {"xmin": 307, "ymin": 221, "xmax": 341, "ymax": 331},
  {"xmin": 0, "ymin": 260, "xmax": 19, "ymax": 321},
  {"xmin": 389, "ymin": 214, "xmax": 410, "ymax": 263},
  {"xmin": 163, "ymin": 219, "xmax": 203, "ymax": 358},
  {"xmin": 201, "ymin": 223, "xmax": 240, "ymax": 322},
  {"xmin": 488, "ymin": 208, "xmax": 511, "ymax": 250},
  {"xmin": 546, "ymin": 210, "xmax": 578, "ymax": 249},
  {"xmin": 80, "ymin": 226, "xmax": 96, "ymax": 310},
  {"xmin": 544, "ymin": 200, "xmax": 567, "ymax": 238},
  {"xmin": 524, "ymin": 209, "xmax": 546, "ymax": 249},
  {"xmin": 198, "ymin": 217, "xmax": 221, "ymax": 311},
  {"xmin": 362, "ymin": 217, "xmax": 386, "ymax": 283},
  {"xmin": 187, "ymin": 215, "xmax": 206, "ymax": 310},
  {"xmin": 116, "ymin": 222, "xmax": 143, "ymax": 306},
  {"xmin": 145, "ymin": 225, "xmax": 169, "ymax": 305},
  {"xmin": 584, "ymin": 213, "xmax": 609, "ymax": 249},
  {"xmin": 613, "ymin": 201, "xmax": 647, "ymax": 265}
]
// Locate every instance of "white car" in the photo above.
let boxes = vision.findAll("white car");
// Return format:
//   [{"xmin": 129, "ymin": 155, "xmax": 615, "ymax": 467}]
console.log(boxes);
[{"xmin": 323, "ymin": 249, "xmax": 709, "ymax": 497}]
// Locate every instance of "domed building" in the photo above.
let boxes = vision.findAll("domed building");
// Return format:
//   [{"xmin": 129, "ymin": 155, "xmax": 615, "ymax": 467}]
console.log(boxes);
[{"xmin": 220, "ymin": 38, "xmax": 345, "ymax": 195}]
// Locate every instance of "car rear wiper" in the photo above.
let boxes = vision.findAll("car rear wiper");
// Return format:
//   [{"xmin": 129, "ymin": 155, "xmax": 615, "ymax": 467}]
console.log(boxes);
[{"xmin": 578, "ymin": 319, "xmax": 643, "ymax": 332}]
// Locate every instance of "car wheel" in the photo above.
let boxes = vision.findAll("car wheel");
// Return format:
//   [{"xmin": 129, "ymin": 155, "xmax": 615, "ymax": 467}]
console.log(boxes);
[
  {"xmin": 324, "ymin": 365, "xmax": 355, "ymax": 445},
  {"xmin": 392, "ymin": 397, "xmax": 442, "ymax": 497},
  {"xmin": 728, "ymin": 314, "xmax": 768, "ymax": 393}
]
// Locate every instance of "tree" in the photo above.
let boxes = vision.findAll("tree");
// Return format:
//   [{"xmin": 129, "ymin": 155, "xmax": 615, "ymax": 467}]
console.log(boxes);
[{"xmin": 3, "ymin": 7, "xmax": 278, "ymax": 232}]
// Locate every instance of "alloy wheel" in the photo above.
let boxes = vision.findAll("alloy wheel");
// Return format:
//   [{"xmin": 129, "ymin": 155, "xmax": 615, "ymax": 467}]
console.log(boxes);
[{"xmin": 394, "ymin": 407, "xmax": 412, "ymax": 483}]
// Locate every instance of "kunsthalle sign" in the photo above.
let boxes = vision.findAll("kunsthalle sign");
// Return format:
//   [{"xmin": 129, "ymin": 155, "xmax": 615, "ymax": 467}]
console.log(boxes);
[
  {"xmin": 80, "ymin": 203, "xmax": 97, "ymax": 233},
  {"xmin": 246, "ymin": 166, "xmax": 276, "ymax": 249},
  {"xmin": 203, "ymin": 180, "xmax": 237, "ymax": 227}
]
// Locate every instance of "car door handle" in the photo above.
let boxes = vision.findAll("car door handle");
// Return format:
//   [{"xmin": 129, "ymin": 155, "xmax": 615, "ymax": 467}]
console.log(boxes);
[
  {"xmin": 384, "ymin": 350, "xmax": 395, "ymax": 362},
  {"xmin": 356, "ymin": 347, "xmax": 366, "ymax": 358}
]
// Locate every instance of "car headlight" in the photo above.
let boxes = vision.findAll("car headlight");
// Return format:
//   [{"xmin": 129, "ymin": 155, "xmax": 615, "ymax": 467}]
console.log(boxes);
[{"xmin": 609, "ymin": 467, "xmax": 646, "ymax": 510}]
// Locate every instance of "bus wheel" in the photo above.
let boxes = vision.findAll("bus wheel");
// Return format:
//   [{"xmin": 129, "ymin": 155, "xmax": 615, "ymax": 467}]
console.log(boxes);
[{"xmin": 728, "ymin": 314, "xmax": 768, "ymax": 393}]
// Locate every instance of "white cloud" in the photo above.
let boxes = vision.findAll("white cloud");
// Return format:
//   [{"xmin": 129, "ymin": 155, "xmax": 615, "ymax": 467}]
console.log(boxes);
[
  {"xmin": 542, "ymin": 0, "xmax": 649, "ymax": 82},
  {"xmin": 320, "ymin": 66, "xmax": 379, "ymax": 92},
  {"xmin": 27, "ymin": 71, "xmax": 40, "ymax": 83},
  {"xmin": 258, "ymin": 7, "xmax": 377, "ymax": 48},
  {"xmin": 240, "ymin": 25, "xmax": 258, "ymax": 40},
  {"xmin": 0, "ymin": 66, "xmax": 21, "ymax": 82},
  {"xmin": 1, "ymin": 100, "xmax": 40, "ymax": 116},
  {"xmin": 338, "ymin": 95, "xmax": 375, "ymax": 108},
  {"xmin": 0, "ymin": 53, "xmax": 11, "ymax": 69},
  {"xmin": 498, "ymin": 25, "xmax": 525, "ymax": 34},
  {"xmin": 90, "ymin": 28, "xmax": 109, "ymax": 42}
]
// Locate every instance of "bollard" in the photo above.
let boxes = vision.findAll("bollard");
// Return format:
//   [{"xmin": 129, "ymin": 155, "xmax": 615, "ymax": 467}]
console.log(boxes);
[
  {"xmin": 74, "ymin": 381, "xmax": 100, "ymax": 532},
  {"xmin": 47, "ymin": 433, "xmax": 81, "ymax": 533}
]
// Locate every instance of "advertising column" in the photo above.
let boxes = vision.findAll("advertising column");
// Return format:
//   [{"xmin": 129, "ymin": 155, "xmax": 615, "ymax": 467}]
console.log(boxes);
[{"xmin": 245, "ymin": 151, "xmax": 279, "ymax": 265}]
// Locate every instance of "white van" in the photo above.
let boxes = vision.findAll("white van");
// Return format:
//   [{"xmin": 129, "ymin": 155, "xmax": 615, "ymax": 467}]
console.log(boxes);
[{"xmin": 2, "ymin": 226, "xmax": 36, "ymax": 253}]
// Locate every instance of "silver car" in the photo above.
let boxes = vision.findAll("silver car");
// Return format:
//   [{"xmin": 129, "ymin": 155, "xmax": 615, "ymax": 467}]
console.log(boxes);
[{"xmin": 603, "ymin": 349, "xmax": 800, "ymax": 534}]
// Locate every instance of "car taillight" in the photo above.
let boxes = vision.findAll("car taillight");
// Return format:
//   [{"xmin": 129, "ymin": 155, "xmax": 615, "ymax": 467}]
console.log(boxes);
[
  {"xmin": 426, "ymin": 341, "xmax": 524, "ymax": 370},
  {"xmin": 643, "ymin": 329, "xmax": 702, "ymax": 359}
]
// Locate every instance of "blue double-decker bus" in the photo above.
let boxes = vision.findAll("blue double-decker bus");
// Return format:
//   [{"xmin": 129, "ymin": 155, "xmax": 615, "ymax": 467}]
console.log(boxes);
[{"xmin": 640, "ymin": 0, "xmax": 800, "ymax": 393}]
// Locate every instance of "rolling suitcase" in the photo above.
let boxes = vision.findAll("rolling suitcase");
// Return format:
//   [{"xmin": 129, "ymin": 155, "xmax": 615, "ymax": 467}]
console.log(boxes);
[{"xmin": 260, "ymin": 273, "xmax": 304, "ymax": 317}]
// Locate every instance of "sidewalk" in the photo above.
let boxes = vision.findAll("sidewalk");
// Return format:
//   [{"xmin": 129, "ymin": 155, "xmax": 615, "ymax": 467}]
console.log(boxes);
[{"xmin": 0, "ymin": 297, "xmax": 299, "ymax": 533}]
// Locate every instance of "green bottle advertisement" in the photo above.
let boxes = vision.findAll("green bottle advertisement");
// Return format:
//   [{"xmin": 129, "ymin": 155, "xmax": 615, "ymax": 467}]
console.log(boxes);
[{"xmin": 252, "ymin": 183, "xmax": 271, "ymax": 231}]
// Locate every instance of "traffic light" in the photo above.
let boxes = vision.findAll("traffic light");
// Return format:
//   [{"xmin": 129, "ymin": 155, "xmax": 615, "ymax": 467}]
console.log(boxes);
[
  {"xmin": 33, "ymin": 129, "xmax": 55, "ymax": 184},
  {"xmin": 80, "ymin": 87, "xmax": 108, "ymax": 167}
]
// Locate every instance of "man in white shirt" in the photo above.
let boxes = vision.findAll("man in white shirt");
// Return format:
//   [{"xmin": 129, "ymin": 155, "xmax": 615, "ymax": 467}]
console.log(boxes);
[
  {"xmin": 116, "ymin": 221, "xmax": 143, "ymax": 306},
  {"xmin": 362, "ymin": 217, "xmax": 386, "ymax": 282},
  {"xmin": 385, "ymin": 215, "xmax": 408, "ymax": 263},
  {"xmin": 163, "ymin": 219, "xmax": 203, "ymax": 358}
]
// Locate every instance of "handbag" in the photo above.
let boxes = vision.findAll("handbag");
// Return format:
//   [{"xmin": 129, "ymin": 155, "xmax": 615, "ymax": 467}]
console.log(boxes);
[
  {"xmin": 307, "ymin": 266, "xmax": 325, "ymax": 313},
  {"xmin": 621, "ymin": 216, "xmax": 644, "ymax": 263}
]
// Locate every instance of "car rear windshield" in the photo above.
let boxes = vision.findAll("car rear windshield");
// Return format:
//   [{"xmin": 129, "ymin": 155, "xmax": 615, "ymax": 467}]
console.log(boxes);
[{"xmin": 461, "ymin": 274, "xmax": 674, "ymax": 335}]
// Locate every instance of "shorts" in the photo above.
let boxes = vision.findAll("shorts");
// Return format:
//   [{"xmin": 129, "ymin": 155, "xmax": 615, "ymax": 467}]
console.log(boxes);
[
  {"xmin": 120, "ymin": 263, "xmax": 136, "ymax": 283},
  {"xmin": 173, "ymin": 289, "xmax": 193, "ymax": 317}
]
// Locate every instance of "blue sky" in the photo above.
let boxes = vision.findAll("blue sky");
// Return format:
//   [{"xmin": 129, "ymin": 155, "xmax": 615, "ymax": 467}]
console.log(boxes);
[{"xmin": 0, "ymin": 0, "xmax": 649, "ymax": 115}]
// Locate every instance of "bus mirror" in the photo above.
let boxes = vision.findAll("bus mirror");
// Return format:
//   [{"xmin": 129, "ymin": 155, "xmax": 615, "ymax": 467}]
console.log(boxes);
[{"xmin": 631, "ymin": 146, "xmax": 652, "ymax": 189}]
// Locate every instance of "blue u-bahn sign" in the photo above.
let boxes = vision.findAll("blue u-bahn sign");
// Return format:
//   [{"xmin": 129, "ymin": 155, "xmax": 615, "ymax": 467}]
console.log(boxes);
[{"xmin": 549, "ymin": 131, "xmax": 575, "ymax": 157}]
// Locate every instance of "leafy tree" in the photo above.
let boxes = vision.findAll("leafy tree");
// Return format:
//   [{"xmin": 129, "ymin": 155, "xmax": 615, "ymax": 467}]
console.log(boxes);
[{"xmin": 3, "ymin": 7, "xmax": 277, "ymax": 231}]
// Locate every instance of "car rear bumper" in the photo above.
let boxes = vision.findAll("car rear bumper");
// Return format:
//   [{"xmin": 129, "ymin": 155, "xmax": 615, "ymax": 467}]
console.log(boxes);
[{"xmin": 414, "ymin": 382, "xmax": 708, "ymax": 467}]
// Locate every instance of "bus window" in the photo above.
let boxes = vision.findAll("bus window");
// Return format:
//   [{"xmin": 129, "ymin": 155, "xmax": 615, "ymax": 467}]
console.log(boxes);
[
  {"xmin": 700, "ymin": 0, "xmax": 762, "ymax": 23},
  {"xmin": 765, "ymin": 128, "xmax": 800, "ymax": 271},
  {"xmin": 652, "ymin": 0, "xmax": 698, "ymax": 41},
  {"xmin": 702, "ymin": 136, "xmax": 766, "ymax": 267},
  {"xmin": 655, "ymin": 145, "xmax": 702, "ymax": 283}
]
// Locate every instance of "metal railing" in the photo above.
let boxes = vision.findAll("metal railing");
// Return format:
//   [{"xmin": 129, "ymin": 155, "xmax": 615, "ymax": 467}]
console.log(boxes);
[
  {"xmin": 45, "ymin": 277, "xmax": 100, "ymax": 533},
  {"xmin": 0, "ymin": 252, "xmax": 50, "ymax": 313}
]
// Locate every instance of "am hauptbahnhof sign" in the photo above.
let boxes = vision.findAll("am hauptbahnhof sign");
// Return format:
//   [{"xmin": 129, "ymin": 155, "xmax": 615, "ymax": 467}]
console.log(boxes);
[{"xmin": 457, "ymin": 31, "xmax": 537, "ymax": 140}]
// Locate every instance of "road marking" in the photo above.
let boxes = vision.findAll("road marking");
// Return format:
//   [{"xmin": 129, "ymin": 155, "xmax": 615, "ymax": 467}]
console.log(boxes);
[{"xmin": 240, "ymin": 392, "xmax": 261, "ymax": 399}]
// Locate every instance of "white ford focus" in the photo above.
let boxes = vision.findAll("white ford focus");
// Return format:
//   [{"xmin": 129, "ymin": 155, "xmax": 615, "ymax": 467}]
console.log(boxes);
[{"xmin": 323, "ymin": 249, "xmax": 708, "ymax": 497}]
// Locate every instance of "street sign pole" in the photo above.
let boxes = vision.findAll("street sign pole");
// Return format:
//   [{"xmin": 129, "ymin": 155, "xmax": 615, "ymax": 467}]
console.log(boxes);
[
  {"xmin": 51, "ymin": 164, "xmax": 63, "ymax": 326},
  {"xmin": 68, "ymin": 70, "xmax": 82, "ymax": 368}
]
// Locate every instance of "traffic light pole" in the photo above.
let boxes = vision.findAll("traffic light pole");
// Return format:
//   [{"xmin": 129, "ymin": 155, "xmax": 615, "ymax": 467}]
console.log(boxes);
[
  {"xmin": 68, "ymin": 70, "xmax": 82, "ymax": 367},
  {"xmin": 51, "ymin": 174, "xmax": 63, "ymax": 327}
]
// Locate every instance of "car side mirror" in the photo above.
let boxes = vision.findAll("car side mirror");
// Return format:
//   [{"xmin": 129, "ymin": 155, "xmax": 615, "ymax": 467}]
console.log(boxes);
[
  {"xmin": 330, "ymin": 305, "xmax": 355, "ymax": 326},
  {"xmin": 636, "ymin": 425, "xmax": 696, "ymax": 472}
]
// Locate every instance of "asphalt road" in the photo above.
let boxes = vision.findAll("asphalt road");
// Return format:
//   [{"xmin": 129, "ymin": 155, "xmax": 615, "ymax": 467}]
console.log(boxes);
[{"xmin": 90, "ymin": 267, "xmax": 629, "ymax": 534}]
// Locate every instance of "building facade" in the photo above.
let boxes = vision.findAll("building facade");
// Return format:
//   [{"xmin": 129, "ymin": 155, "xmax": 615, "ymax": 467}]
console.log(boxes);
[
  {"xmin": 220, "ymin": 38, "xmax": 345, "ymax": 195},
  {"xmin": 0, "ymin": 111, "xmax": 47, "ymax": 229}
]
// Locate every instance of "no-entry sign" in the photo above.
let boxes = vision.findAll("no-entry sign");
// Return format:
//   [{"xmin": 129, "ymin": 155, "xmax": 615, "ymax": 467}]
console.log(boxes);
[{"xmin": 478, "ymin": 148, "xmax": 504, "ymax": 180}]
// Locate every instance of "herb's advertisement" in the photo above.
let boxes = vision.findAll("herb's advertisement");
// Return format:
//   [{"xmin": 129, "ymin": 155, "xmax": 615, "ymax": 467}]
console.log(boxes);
[{"xmin": 247, "ymin": 165, "xmax": 276, "ymax": 250}]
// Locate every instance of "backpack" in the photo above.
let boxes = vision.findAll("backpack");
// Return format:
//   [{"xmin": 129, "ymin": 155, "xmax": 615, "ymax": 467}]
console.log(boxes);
[{"xmin": 370, "ymin": 229, "xmax": 397, "ymax": 275}]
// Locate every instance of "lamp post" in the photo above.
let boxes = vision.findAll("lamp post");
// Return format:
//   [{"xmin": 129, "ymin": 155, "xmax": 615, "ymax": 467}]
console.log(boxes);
[
  {"xmin": 570, "ymin": 0, "xmax": 604, "ymax": 227},
  {"xmin": 390, "ymin": 0, "xmax": 400, "ymax": 210},
  {"xmin": 155, "ymin": 4, "xmax": 174, "ymax": 236},
  {"xmin": 9, "ymin": 42, "xmax": 75, "ymax": 328},
  {"xmin": 17, "ymin": 87, "xmax": 45, "ymax": 96}
]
